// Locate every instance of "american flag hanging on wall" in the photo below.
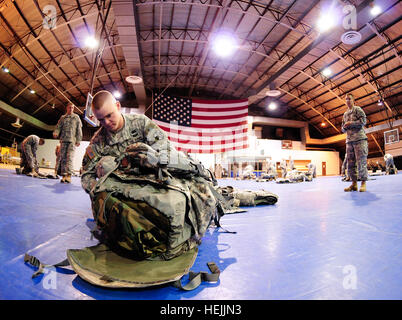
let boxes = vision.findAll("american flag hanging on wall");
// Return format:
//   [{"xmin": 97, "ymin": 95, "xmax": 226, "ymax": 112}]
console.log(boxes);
[{"xmin": 152, "ymin": 93, "xmax": 249, "ymax": 154}]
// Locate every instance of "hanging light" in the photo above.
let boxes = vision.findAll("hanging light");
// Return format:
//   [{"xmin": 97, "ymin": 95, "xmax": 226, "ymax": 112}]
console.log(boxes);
[
  {"xmin": 85, "ymin": 36, "xmax": 99, "ymax": 49},
  {"xmin": 211, "ymin": 31, "xmax": 238, "ymax": 58},
  {"xmin": 268, "ymin": 102, "xmax": 277, "ymax": 110},
  {"xmin": 29, "ymin": 89, "xmax": 36, "ymax": 94},
  {"xmin": 2, "ymin": 67, "xmax": 9, "ymax": 73},
  {"xmin": 11, "ymin": 118, "xmax": 23, "ymax": 128},
  {"xmin": 320, "ymin": 121, "xmax": 326, "ymax": 127},
  {"xmin": 316, "ymin": 13, "xmax": 336, "ymax": 32},
  {"xmin": 113, "ymin": 91, "xmax": 121, "ymax": 99},
  {"xmin": 370, "ymin": 4, "xmax": 382, "ymax": 16},
  {"xmin": 125, "ymin": 75, "xmax": 143, "ymax": 84},
  {"xmin": 322, "ymin": 68, "xmax": 332, "ymax": 77}
]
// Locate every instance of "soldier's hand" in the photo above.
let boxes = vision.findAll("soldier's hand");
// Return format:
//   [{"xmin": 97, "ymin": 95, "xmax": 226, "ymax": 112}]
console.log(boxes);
[
  {"xmin": 344, "ymin": 121, "xmax": 353, "ymax": 128},
  {"xmin": 76, "ymin": 142, "xmax": 80, "ymax": 147},
  {"xmin": 53, "ymin": 132, "xmax": 58, "ymax": 138},
  {"xmin": 126, "ymin": 142, "xmax": 159, "ymax": 169}
]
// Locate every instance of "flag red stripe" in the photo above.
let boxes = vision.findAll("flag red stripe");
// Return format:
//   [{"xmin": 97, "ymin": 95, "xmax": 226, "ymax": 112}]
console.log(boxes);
[
  {"xmin": 156, "ymin": 122, "xmax": 248, "ymax": 137},
  {"xmin": 192, "ymin": 106, "xmax": 248, "ymax": 113},
  {"xmin": 192, "ymin": 99, "xmax": 248, "ymax": 104},
  {"xmin": 191, "ymin": 112, "xmax": 248, "ymax": 121},
  {"xmin": 176, "ymin": 144, "xmax": 249, "ymax": 154},
  {"xmin": 168, "ymin": 135, "xmax": 248, "ymax": 145},
  {"xmin": 190, "ymin": 120, "xmax": 248, "ymax": 129}
]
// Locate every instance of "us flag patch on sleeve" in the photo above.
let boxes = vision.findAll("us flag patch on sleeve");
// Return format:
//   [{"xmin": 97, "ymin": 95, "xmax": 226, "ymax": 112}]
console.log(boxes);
[{"xmin": 85, "ymin": 145, "xmax": 95, "ymax": 160}]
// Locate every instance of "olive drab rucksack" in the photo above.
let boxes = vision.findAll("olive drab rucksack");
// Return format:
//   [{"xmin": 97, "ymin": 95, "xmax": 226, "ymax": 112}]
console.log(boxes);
[
  {"xmin": 24, "ymin": 143, "xmax": 278, "ymax": 290},
  {"xmin": 24, "ymin": 145, "xmax": 228, "ymax": 290}
]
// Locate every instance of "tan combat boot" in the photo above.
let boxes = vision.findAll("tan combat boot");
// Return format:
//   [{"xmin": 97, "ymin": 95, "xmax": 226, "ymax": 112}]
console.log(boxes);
[
  {"xmin": 359, "ymin": 181, "xmax": 366, "ymax": 192},
  {"xmin": 65, "ymin": 174, "xmax": 71, "ymax": 183},
  {"xmin": 344, "ymin": 181, "xmax": 358, "ymax": 192},
  {"xmin": 60, "ymin": 175, "xmax": 66, "ymax": 183}
]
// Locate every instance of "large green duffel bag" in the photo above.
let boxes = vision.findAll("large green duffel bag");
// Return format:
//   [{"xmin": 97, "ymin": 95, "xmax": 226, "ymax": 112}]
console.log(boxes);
[
  {"xmin": 24, "ymin": 144, "xmax": 278, "ymax": 290},
  {"xmin": 24, "ymin": 151, "xmax": 224, "ymax": 290}
]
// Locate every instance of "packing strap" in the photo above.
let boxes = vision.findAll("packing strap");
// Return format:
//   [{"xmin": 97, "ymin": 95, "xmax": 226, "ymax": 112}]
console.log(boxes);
[
  {"xmin": 24, "ymin": 253, "xmax": 70, "ymax": 278},
  {"xmin": 173, "ymin": 262, "xmax": 221, "ymax": 291}
]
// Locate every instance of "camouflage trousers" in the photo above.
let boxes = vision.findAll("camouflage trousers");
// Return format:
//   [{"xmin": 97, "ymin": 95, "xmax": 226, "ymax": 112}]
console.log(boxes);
[
  {"xmin": 20, "ymin": 147, "xmax": 38, "ymax": 174},
  {"xmin": 385, "ymin": 159, "xmax": 397, "ymax": 174},
  {"xmin": 55, "ymin": 154, "xmax": 61, "ymax": 175},
  {"xmin": 346, "ymin": 139, "xmax": 368, "ymax": 181},
  {"xmin": 59, "ymin": 142, "xmax": 75, "ymax": 176}
]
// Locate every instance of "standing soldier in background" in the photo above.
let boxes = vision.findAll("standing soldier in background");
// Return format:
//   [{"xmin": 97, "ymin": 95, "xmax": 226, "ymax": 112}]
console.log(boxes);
[
  {"xmin": 288, "ymin": 156, "xmax": 295, "ymax": 171},
  {"xmin": 53, "ymin": 103, "xmax": 82, "ymax": 183},
  {"xmin": 307, "ymin": 162, "xmax": 316, "ymax": 178},
  {"xmin": 280, "ymin": 158, "xmax": 287, "ymax": 178},
  {"xmin": 341, "ymin": 93, "xmax": 368, "ymax": 192},
  {"xmin": 19, "ymin": 135, "xmax": 45, "ymax": 176}
]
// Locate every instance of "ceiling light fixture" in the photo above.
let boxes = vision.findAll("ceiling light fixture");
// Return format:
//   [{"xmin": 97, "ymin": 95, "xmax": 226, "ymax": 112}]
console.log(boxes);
[
  {"xmin": 125, "ymin": 75, "xmax": 143, "ymax": 84},
  {"xmin": 85, "ymin": 36, "xmax": 99, "ymax": 49},
  {"xmin": 316, "ymin": 13, "xmax": 336, "ymax": 32},
  {"xmin": 211, "ymin": 31, "xmax": 238, "ymax": 58},
  {"xmin": 322, "ymin": 68, "xmax": 332, "ymax": 77},
  {"xmin": 268, "ymin": 102, "xmax": 277, "ymax": 110},
  {"xmin": 265, "ymin": 82, "xmax": 281, "ymax": 97},
  {"xmin": 29, "ymin": 89, "xmax": 35, "ymax": 94},
  {"xmin": 2, "ymin": 67, "xmax": 9, "ymax": 73},
  {"xmin": 11, "ymin": 117, "xmax": 23, "ymax": 128},
  {"xmin": 370, "ymin": 5, "xmax": 381, "ymax": 16},
  {"xmin": 113, "ymin": 91, "xmax": 121, "ymax": 99}
]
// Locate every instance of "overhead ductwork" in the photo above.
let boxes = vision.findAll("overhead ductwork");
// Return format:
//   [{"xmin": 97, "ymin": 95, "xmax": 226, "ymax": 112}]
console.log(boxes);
[
  {"xmin": 0, "ymin": 99, "xmax": 56, "ymax": 131},
  {"xmin": 112, "ymin": 0, "xmax": 147, "ymax": 113}
]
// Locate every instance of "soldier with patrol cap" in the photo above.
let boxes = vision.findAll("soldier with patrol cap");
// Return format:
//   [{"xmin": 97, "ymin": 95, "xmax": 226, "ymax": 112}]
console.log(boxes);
[{"xmin": 53, "ymin": 103, "xmax": 82, "ymax": 183}]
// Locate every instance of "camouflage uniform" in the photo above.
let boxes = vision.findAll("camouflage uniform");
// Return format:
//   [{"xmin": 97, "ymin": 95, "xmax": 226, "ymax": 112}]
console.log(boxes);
[
  {"xmin": 280, "ymin": 159, "xmax": 287, "ymax": 178},
  {"xmin": 20, "ymin": 135, "xmax": 40, "ymax": 174},
  {"xmin": 82, "ymin": 114, "xmax": 173, "ymax": 194},
  {"xmin": 288, "ymin": 159, "xmax": 295, "ymax": 171},
  {"xmin": 341, "ymin": 105, "xmax": 368, "ymax": 181},
  {"xmin": 81, "ymin": 114, "xmax": 219, "ymax": 259},
  {"xmin": 307, "ymin": 162, "xmax": 316, "ymax": 178},
  {"xmin": 55, "ymin": 145, "xmax": 61, "ymax": 175},
  {"xmin": 268, "ymin": 163, "xmax": 278, "ymax": 178},
  {"xmin": 384, "ymin": 153, "xmax": 397, "ymax": 174},
  {"xmin": 53, "ymin": 113, "xmax": 82, "ymax": 176}
]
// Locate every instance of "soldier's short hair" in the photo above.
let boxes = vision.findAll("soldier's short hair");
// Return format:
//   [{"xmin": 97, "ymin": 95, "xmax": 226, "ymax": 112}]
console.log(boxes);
[
  {"xmin": 39, "ymin": 138, "xmax": 45, "ymax": 145},
  {"xmin": 92, "ymin": 90, "xmax": 116, "ymax": 110},
  {"xmin": 345, "ymin": 93, "xmax": 354, "ymax": 100}
]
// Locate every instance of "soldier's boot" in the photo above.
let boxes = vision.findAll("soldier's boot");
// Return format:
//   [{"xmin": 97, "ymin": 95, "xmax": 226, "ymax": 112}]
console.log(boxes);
[
  {"xmin": 359, "ymin": 181, "xmax": 366, "ymax": 192},
  {"xmin": 60, "ymin": 175, "xmax": 66, "ymax": 183},
  {"xmin": 65, "ymin": 175, "xmax": 71, "ymax": 183},
  {"xmin": 344, "ymin": 181, "xmax": 358, "ymax": 192}
]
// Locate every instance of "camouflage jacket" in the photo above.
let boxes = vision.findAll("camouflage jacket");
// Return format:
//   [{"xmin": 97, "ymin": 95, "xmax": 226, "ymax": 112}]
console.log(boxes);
[
  {"xmin": 81, "ymin": 114, "xmax": 184, "ymax": 194},
  {"xmin": 22, "ymin": 135, "xmax": 40, "ymax": 155},
  {"xmin": 341, "ymin": 106, "xmax": 367, "ymax": 143},
  {"xmin": 53, "ymin": 113, "xmax": 82, "ymax": 144}
]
